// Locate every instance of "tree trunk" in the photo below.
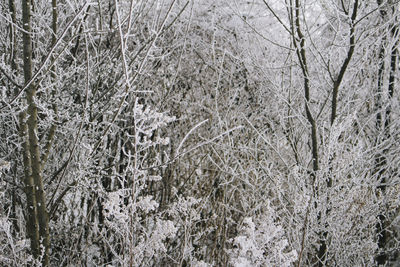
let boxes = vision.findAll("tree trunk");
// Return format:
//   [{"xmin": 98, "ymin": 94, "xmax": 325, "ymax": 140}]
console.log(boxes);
[
  {"xmin": 375, "ymin": 24, "xmax": 398, "ymax": 266},
  {"xmin": 22, "ymin": 0, "xmax": 51, "ymax": 264},
  {"xmin": 19, "ymin": 111, "xmax": 40, "ymax": 259},
  {"xmin": 375, "ymin": 1, "xmax": 398, "ymax": 264}
]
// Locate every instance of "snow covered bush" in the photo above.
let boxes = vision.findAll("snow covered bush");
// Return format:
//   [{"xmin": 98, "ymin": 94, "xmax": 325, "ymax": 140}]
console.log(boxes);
[{"xmin": 228, "ymin": 205, "xmax": 297, "ymax": 267}]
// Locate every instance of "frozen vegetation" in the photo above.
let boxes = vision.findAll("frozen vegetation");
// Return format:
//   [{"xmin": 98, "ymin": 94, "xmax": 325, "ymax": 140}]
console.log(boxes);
[{"xmin": 0, "ymin": 0, "xmax": 399, "ymax": 266}]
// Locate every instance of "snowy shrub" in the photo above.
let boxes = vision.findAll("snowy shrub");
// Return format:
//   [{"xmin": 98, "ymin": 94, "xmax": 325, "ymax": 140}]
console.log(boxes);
[{"xmin": 228, "ymin": 208, "xmax": 297, "ymax": 267}]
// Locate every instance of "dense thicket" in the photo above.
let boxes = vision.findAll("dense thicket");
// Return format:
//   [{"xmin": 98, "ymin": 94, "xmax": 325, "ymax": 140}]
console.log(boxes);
[{"xmin": 0, "ymin": 0, "xmax": 399, "ymax": 266}]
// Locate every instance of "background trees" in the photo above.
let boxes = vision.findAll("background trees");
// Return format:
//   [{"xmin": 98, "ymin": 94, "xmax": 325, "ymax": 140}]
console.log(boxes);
[{"xmin": 0, "ymin": 0, "xmax": 399, "ymax": 266}]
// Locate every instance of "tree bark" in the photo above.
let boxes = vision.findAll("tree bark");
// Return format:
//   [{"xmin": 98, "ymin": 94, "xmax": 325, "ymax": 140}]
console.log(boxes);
[
  {"xmin": 330, "ymin": 0, "xmax": 358, "ymax": 126},
  {"xmin": 22, "ymin": 0, "xmax": 51, "ymax": 264},
  {"xmin": 375, "ymin": 21, "xmax": 398, "ymax": 266},
  {"xmin": 8, "ymin": 0, "xmax": 17, "ymax": 73},
  {"xmin": 19, "ymin": 111, "xmax": 40, "ymax": 259}
]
